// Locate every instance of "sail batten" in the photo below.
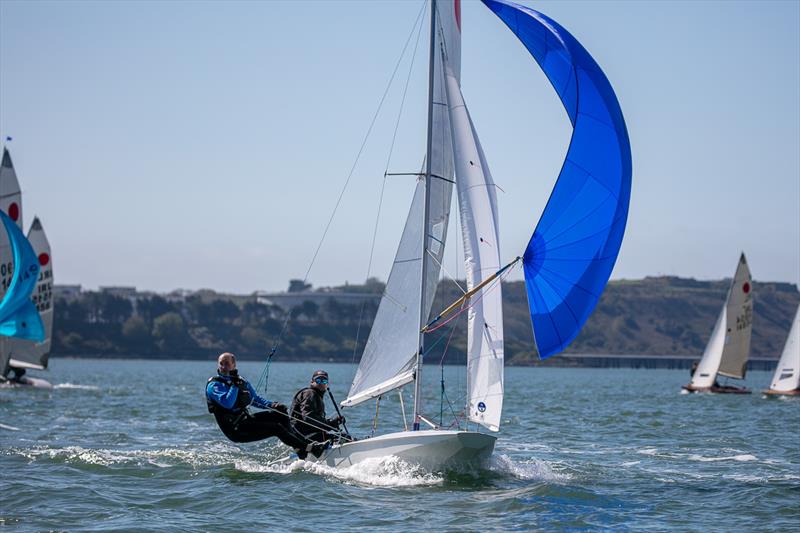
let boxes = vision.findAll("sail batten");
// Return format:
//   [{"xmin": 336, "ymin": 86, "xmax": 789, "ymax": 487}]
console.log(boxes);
[{"xmin": 483, "ymin": 0, "xmax": 632, "ymax": 359}]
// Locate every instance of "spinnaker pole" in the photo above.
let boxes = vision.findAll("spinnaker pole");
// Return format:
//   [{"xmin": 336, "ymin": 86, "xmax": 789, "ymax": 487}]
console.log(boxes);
[{"xmin": 413, "ymin": 0, "xmax": 438, "ymax": 431}]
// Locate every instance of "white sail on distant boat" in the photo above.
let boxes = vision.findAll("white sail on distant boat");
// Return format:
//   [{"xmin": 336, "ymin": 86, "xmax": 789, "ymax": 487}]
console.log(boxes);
[
  {"xmin": 0, "ymin": 147, "xmax": 24, "ymax": 380},
  {"xmin": 273, "ymin": 0, "xmax": 632, "ymax": 470},
  {"xmin": 0, "ymin": 147, "xmax": 54, "ymax": 389},
  {"xmin": 683, "ymin": 253, "xmax": 753, "ymax": 394},
  {"xmin": 763, "ymin": 304, "xmax": 800, "ymax": 396}
]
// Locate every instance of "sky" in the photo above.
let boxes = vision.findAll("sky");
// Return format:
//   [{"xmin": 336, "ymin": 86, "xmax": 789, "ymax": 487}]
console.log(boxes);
[{"xmin": 0, "ymin": 0, "xmax": 798, "ymax": 294}]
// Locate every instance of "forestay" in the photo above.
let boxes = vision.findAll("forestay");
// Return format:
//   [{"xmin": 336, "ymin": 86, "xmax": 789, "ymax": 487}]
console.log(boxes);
[
  {"xmin": 444, "ymin": 64, "xmax": 504, "ymax": 432},
  {"xmin": 716, "ymin": 254, "xmax": 752, "ymax": 379},
  {"xmin": 8, "ymin": 218, "xmax": 54, "ymax": 370},
  {"xmin": 769, "ymin": 304, "xmax": 799, "ymax": 392},
  {"xmin": 344, "ymin": 0, "xmax": 462, "ymax": 407},
  {"xmin": 483, "ymin": 0, "xmax": 632, "ymax": 359}
]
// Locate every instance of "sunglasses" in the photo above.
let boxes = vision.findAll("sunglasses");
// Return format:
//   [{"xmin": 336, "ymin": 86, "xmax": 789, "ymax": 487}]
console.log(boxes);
[{"xmin": 314, "ymin": 377, "xmax": 329, "ymax": 385}]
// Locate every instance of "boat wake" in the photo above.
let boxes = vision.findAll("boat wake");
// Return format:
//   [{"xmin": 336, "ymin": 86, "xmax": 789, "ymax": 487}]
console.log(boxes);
[
  {"xmin": 54, "ymin": 383, "xmax": 100, "ymax": 390},
  {"xmin": 8, "ymin": 442, "xmax": 239, "ymax": 468},
  {"xmin": 237, "ymin": 455, "xmax": 444, "ymax": 487},
  {"xmin": 488, "ymin": 454, "xmax": 571, "ymax": 482},
  {"xmin": 637, "ymin": 447, "xmax": 758, "ymax": 462},
  {"xmin": 687, "ymin": 453, "xmax": 757, "ymax": 463}
]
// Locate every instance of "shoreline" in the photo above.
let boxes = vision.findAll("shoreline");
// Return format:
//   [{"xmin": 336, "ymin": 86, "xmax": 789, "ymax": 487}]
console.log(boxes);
[{"xmin": 47, "ymin": 354, "xmax": 780, "ymax": 371}]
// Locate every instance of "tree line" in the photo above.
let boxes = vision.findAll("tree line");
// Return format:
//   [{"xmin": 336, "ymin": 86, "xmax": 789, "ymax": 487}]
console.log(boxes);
[{"xmin": 51, "ymin": 276, "xmax": 800, "ymax": 362}]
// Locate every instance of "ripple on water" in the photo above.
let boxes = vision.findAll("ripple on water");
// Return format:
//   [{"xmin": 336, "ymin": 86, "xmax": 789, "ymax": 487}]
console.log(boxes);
[
  {"xmin": 6, "ymin": 442, "xmax": 250, "ymax": 472},
  {"xmin": 53, "ymin": 383, "xmax": 100, "ymax": 390},
  {"xmin": 488, "ymin": 454, "xmax": 572, "ymax": 483}
]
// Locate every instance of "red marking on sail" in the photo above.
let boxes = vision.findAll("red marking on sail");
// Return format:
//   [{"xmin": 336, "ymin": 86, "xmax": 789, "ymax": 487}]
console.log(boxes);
[
  {"xmin": 742, "ymin": 282, "xmax": 750, "ymax": 294},
  {"xmin": 38, "ymin": 253, "xmax": 50, "ymax": 266},
  {"xmin": 454, "ymin": 0, "xmax": 461, "ymax": 31},
  {"xmin": 8, "ymin": 202, "xmax": 19, "ymax": 221}
]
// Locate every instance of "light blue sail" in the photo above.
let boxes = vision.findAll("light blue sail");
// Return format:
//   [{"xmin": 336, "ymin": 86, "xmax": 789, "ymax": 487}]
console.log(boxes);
[
  {"xmin": 0, "ymin": 210, "xmax": 45, "ymax": 341},
  {"xmin": 482, "ymin": 0, "xmax": 632, "ymax": 358}
]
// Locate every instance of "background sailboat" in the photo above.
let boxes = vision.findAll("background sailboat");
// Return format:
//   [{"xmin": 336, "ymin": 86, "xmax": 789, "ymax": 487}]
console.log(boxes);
[
  {"xmin": 683, "ymin": 253, "xmax": 753, "ymax": 394},
  {"xmin": 300, "ymin": 0, "xmax": 631, "ymax": 470},
  {"xmin": 6, "ymin": 218, "xmax": 54, "ymax": 381},
  {"xmin": 764, "ymin": 304, "xmax": 800, "ymax": 396},
  {"xmin": 0, "ymin": 147, "xmax": 53, "ymax": 388}
]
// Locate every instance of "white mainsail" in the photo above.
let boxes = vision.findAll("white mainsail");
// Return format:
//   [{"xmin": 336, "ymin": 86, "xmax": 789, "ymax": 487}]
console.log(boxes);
[
  {"xmin": 444, "ymin": 66, "xmax": 504, "ymax": 431},
  {"xmin": 0, "ymin": 147, "xmax": 23, "ymax": 287},
  {"xmin": 344, "ymin": 1, "xmax": 462, "ymax": 407},
  {"xmin": 690, "ymin": 254, "xmax": 753, "ymax": 388},
  {"xmin": 343, "ymin": 177, "xmax": 426, "ymax": 406},
  {"xmin": 717, "ymin": 254, "xmax": 753, "ymax": 379},
  {"xmin": 0, "ymin": 147, "xmax": 23, "ymax": 374},
  {"xmin": 769, "ymin": 304, "xmax": 800, "ymax": 392},
  {"xmin": 8, "ymin": 218, "xmax": 53, "ymax": 370}
]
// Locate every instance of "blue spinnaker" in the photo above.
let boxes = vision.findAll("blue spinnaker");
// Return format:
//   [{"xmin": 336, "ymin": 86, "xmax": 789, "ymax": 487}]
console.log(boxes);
[
  {"xmin": 483, "ymin": 0, "xmax": 632, "ymax": 358},
  {"xmin": 0, "ymin": 210, "xmax": 44, "ymax": 341}
]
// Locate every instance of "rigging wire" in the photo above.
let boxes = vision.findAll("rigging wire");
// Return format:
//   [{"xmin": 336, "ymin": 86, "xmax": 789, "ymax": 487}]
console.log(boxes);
[
  {"xmin": 351, "ymin": 0, "xmax": 428, "ymax": 365},
  {"xmin": 256, "ymin": 0, "xmax": 430, "ymax": 394}
]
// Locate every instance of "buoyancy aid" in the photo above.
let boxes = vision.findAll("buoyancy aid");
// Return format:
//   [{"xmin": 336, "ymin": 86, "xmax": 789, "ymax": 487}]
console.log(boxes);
[{"xmin": 206, "ymin": 376, "xmax": 252, "ymax": 415}]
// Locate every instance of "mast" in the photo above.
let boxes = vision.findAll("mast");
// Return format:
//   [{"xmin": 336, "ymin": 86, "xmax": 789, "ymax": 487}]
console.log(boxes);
[{"xmin": 413, "ymin": 0, "xmax": 438, "ymax": 431}]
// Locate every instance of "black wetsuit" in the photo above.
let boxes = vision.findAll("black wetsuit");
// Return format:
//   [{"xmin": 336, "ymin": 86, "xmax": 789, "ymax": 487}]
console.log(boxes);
[
  {"xmin": 290, "ymin": 387, "xmax": 340, "ymax": 442},
  {"xmin": 206, "ymin": 374, "xmax": 310, "ymax": 449}
]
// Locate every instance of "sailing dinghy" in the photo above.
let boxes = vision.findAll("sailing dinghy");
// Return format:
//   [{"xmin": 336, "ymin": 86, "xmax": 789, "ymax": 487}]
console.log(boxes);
[
  {"xmin": 683, "ymin": 254, "xmax": 753, "ymax": 394},
  {"xmin": 763, "ymin": 304, "xmax": 800, "ymax": 396},
  {"xmin": 286, "ymin": 0, "xmax": 631, "ymax": 470},
  {"xmin": 5, "ymin": 218, "xmax": 54, "ymax": 388},
  {"xmin": 0, "ymin": 148, "xmax": 52, "ymax": 388}
]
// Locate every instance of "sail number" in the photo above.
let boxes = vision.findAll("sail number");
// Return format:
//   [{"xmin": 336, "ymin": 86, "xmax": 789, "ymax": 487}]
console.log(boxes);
[
  {"xmin": 735, "ymin": 306, "xmax": 752, "ymax": 331},
  {"xmin": 0, "ymin": 264, "xmax": 52, "ymax": 312},
  {"xmin": 1, "ymin": 260, "xmax": 13, "ymax": 291}
]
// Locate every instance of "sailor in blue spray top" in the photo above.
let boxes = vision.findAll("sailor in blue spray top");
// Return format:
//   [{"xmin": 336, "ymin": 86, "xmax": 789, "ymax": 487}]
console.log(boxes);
[{"xmin": 206, "ymin": 352, "xmax": 324, "ymax": 459}]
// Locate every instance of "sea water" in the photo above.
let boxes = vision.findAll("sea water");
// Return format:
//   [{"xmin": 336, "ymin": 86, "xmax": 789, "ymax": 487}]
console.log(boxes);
[{"xmin": 1, "ymin": 360, "xmax": 798, "ymax": 531}]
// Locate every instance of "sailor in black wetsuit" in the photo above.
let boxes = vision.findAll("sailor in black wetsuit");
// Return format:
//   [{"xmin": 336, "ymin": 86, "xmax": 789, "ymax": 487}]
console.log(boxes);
[
  {"xmin": 206, "ymin": 353, "xmax": 323, "ymax": 458},
  {"xmin": 290, "ymin": 370, "xmax": 345, "ymax": 443}
]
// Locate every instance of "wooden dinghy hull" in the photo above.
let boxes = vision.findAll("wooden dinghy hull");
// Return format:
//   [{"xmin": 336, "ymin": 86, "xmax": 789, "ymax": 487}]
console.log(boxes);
[
  {"xmin": 682, "ymin": 384, "xmax": 751, "ymax": 394},
  {"xmin": 762, "ymin": 388, "xmax": 800, "ymax": 397}
]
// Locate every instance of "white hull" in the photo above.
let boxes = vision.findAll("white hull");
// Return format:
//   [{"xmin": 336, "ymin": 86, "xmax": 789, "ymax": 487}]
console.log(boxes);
[{"xmin": 309, "ymin": 430, "xmax": 496, "ymax": 471}]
